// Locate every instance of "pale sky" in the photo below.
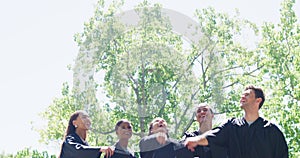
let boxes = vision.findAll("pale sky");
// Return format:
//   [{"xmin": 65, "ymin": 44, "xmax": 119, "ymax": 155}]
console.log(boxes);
[{"xmin": 0, "ymin": 0, "xmax": 298, "ymax": 155}]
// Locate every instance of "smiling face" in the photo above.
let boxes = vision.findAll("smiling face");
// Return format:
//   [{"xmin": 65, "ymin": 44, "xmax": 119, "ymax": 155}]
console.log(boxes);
[
  {"xmin": 240, "ymin": 89, "xmax": 260, "ymax": 110},
  {"xmin": 116, "ymin": 121, "xmax": 133, "ymax": 140},
  {"xmin": 195, "ymin": 104, "xmax": 213, "ymax": 124},
  {"xmin": 73, "ymin": 111, "xmax": 91, "ymax": 130},
  {"xmin": 149, "ymin": 118, "xmax": 168, "ymax": 135}
]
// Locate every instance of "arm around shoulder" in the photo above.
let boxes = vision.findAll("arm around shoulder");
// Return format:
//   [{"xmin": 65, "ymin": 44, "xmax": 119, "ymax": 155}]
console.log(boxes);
[{"xmin": 184, "ymin": 134, "xmax": 209, "ymax": 152}]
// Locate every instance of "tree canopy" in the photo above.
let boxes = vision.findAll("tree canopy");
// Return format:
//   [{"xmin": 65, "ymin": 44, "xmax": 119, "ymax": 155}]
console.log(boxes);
[{"xmin": 35, "ymin": 0, "xmax": 299, "ymax": 157}]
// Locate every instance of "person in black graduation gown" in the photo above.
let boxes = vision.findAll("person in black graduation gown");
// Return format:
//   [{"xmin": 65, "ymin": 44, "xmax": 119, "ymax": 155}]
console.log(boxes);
[
  {"xmin": 139, "ymin": 117, "xmax": 193, "ymax": 158},
  {"xmin": 59, "ymin": 110, "xmax": 114, "ymax": 158},
  {"xmin": 185, "ymin": 85, "xmax": 288, "ymax": 158},
  {"xmin": 106, "ymin": 119, "xmax": 136, "ymax": 158},
  {"xmin": 181, "ymin": 103, "xmax": 227, "ymax": 158}
]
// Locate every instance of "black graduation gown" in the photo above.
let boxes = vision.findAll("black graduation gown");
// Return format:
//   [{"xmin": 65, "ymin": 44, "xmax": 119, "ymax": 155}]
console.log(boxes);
[
  {"xmin": 59, "ymin": 133, "xmax": 102, "ymax": 158},
  {"xmin": 181, "ymin": 130, "xmax": 228, "ymax": 158},
  {"xmin": 139, "ymin": 135, "xmax": 193, "ymax": 158},
  {"xmin": 207, "ymin": 117, "xmax": 288, "ymax": 158},
  {"xmin": 105, "ymin": 142, "xmax": 137, "ymax": 158}
]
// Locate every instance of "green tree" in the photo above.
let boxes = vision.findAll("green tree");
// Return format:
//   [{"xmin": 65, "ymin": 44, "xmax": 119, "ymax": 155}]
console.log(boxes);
[
  {"xmin": 38, "ymin": 83, "xmax": 78, "ymax": 145},
  {"xmin": 0, "ymin": 148, "xmax": 56, "ymax": 158},
  {"xmin": 37, "ymin": 0, "xmax": 299, "ymax": 157},
  {"xmin": 38, "ymin": 82, "xmax": 112, "ymax": 147},
  {"xmin": 39, "ymin": 0, "xmax": 259, "ymax": 144},
  {"xmin": 70, "ymin": 0, "xmax": 260, "ymax": 142},
  {"xmin": 257, "ymin": 0, "xmax": 300, "ymax": 157},
  {"xmin": 79, "ymin": 0, "xmax": 200, "ymax": 140},
  {"xmin": 191, "ymin": 7, "xmax": 260, "ymax": 117}
]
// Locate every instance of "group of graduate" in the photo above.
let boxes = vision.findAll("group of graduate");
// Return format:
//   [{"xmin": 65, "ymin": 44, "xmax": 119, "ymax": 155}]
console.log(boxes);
[{"xmin": 58, "ymin": 85, "xmax": 289, "ymax": 158}]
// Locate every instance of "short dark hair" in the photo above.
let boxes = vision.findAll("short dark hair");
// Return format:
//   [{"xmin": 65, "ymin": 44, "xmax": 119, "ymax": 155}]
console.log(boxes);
[
  {"xmin": 115, "ymin": 119, "xmax": 131, "ymax": 132},
  {"xmin": 148, "ymin": 117, "xmax": 169, "ymax": 137},
  {"xmin": 195, "ymin": 103, "xmax": 214, "ymax": 114},
  {"xmin": 148, "ymin": 118, "xmax": 163, "ymax": 135},
  {"xmin": 245, "ymin": 85, "xmax": 265, "ymax": 109}
]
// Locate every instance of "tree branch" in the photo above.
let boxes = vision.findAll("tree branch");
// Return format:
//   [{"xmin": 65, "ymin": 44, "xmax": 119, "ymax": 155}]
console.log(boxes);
[
  {"xmin": 172, "ymin": 40, "xmax": 213, "ymax": 90},
  {"xmin": 180, "ymin": 113, "xmax": 195, "ymax": 137},
  {"xmin": 91, "ymin": 128, "xmax": 115, "ymax": 135}
]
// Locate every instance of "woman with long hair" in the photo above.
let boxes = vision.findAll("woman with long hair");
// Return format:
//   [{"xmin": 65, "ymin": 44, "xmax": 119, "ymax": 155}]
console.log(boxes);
[{"xmin": 59, "ymin": 110, "xmax": 114, "ymax": 158}]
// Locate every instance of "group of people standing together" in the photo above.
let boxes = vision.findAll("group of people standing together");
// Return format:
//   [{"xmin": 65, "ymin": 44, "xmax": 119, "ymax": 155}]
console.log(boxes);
[{"xmin": 58, "ymin": 85, "xmax": 289, "ymax": 158}]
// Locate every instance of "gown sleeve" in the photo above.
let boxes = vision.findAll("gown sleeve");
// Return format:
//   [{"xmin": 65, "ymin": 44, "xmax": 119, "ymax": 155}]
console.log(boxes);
[
  {"xmin": 270, "ymin": 125, "xmax": 288, "ymax": 158},
  {"xmin": 206, "ymin": 119, "xmax": 231, "ymax": 158},
  {"xmin": 206, "ymin": 118, "xmax": 232, "ymax": 147},
  {"xmin": 60, "ymin": 135, "xmax": 101, "ymax": 158},
  {"xmin": 170, "ymin": 139, "xmax": 194, "ymax": 158},
  {"xmin": 139, "ymin": 135, "xmax": 159, "ymax": 158}
]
